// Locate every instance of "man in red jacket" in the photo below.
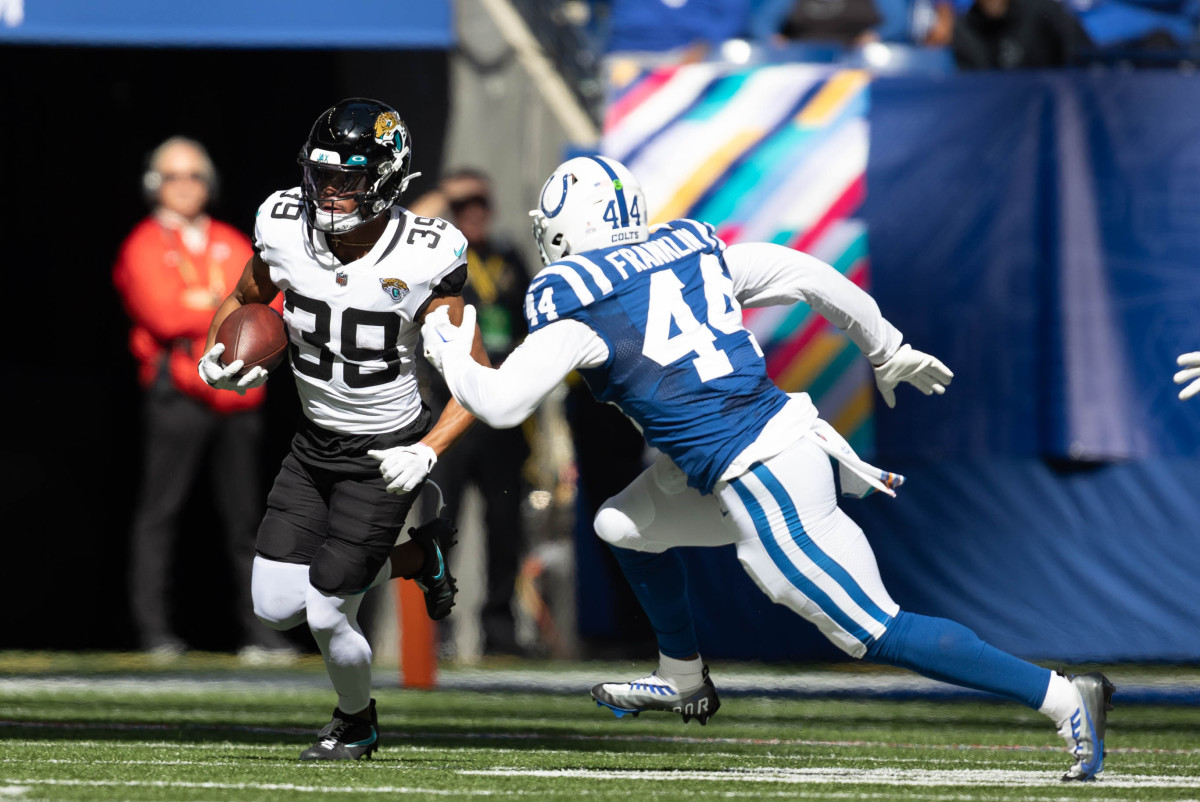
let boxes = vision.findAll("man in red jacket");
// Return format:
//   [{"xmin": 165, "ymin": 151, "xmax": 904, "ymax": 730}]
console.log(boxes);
[{"xmin": 114, "ymin": 136, "xmax": 292, "ymax": 663}]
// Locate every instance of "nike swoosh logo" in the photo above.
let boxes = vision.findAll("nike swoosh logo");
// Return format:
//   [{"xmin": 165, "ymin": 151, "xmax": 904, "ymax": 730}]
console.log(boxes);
[{"xmin": 454, "ymin": 244, "xmax": 466, "ymax": 258}]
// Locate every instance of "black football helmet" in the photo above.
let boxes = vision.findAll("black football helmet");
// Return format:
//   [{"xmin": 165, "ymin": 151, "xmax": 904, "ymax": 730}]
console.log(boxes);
[{"xmin": 297, "ymin": 98, "xmax": 419, "ymax": 233}]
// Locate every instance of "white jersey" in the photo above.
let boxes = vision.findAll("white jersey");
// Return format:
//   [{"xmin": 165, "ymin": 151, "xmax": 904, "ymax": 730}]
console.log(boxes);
[{"xmin": 254, "ymin": 189, "xmax": 467, "ymax": 434}]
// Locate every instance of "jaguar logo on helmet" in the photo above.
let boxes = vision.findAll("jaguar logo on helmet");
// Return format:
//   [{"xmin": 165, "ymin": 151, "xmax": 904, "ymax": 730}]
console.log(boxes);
[{"xmin": 374, "ymin": 112, "xmax": 403, "ymax": 147}]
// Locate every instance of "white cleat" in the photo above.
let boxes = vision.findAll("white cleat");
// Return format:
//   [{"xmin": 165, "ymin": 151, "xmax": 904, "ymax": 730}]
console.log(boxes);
[
  {"xmin": 1059, "ymin": 671, "xmax": 1116, "ymax": 781},
  {"xmin": 591, "ymin": 665, "xmax": 721, "ymax": 725}
]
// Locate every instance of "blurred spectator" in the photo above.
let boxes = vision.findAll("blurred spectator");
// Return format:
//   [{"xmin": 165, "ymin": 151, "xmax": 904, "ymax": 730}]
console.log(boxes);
[
  {"xmin": 410, "ymin": 169, "xmax": 534, "ymax": 657},
  {"xmin": 113, "ymin": 136, "xmax": 292, "ymax": 663},
  {"xmin": 910, "ymin": 0, "xmax": 959, "ymax": 44},
  {"xmin": 590, "ymin": 0, "xmax": 754, "ymax": 59},
  {"xmin": 1066, "ymin": 0, "xmax": 1198, "ymax": 56},
  {"xmin": 750, "ymin": 0, "xmax": 886, "ymax": 46},
  {"xmin": 952, "ymin": 0, "xmax": 1092, "ymax": 67}
]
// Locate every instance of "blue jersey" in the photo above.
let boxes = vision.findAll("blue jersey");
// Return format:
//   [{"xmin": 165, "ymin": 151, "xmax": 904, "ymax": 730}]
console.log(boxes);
[{"xmin": 525, "ymin": 219, "xmax": 789, "ymax": 493}]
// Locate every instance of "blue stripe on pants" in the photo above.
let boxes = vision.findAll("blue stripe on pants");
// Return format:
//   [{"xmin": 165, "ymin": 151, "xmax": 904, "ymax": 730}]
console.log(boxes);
[
  {"xmin": 752, "ymin": 464, "xmax": 894, "ymax": 633},
  {"xmin": 731, "ymin": 466, "xmax": 879, "ymax": 648}
]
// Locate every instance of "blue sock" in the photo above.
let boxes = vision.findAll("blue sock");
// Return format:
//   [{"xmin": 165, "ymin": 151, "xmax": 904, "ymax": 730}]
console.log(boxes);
[
  {"xmin": 606, "ymin": 545, "xmax": 698, "ymax": 659},
  {"xmin": 865, "ymin": 611, "xmax": 1051, "ymax": 709}
]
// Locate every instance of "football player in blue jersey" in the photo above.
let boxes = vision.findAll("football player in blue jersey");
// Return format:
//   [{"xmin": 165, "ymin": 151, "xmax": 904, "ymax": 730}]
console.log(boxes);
[{"xmin": 420, "ymin": 155, "xmax": 1114, "ymax": 781}]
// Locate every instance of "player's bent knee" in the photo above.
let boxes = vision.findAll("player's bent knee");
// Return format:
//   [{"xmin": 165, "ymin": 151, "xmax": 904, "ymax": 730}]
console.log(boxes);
[
  {"xmin": 593, "ymin": 505, "xmax": 634, "ymax": 547},
  {"xmin": 255, "ymin": 516, "xmax": 301, "ymax": 562},
  {"xmin": 304, "ymin": 585, "xmax": 368, "ymax": 656},
  {"xmin": 594, "ymin": 504, "xmax": 666, "ymax": 552},
  {"xmin": 254, "ymin": 605, "xmax": 302, "ymax": 631},
  {"xmin": 309, "ymin": 549, "xmax": 385, "ymax": 597},
  {"xmin": 251, "ymin": 557, "xmax": 308, "ymax": 630}
]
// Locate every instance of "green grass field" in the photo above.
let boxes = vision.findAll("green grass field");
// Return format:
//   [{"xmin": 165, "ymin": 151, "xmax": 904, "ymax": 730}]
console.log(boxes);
[{"xmin": 2, "ymin": 652, "xmax": 1198, "ymax": 801}]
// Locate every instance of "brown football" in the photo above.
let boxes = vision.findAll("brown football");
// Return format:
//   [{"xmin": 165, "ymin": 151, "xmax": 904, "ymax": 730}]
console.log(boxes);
[{"xmin": 215, "ymin": 304, "xmax": 288, "ymax": 375}]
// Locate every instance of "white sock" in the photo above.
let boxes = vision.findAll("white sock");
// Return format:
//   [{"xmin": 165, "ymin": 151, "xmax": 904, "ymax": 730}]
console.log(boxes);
[
  {"xmin": 1038, "ymin": 672, "xmax": 1080, "ymax": 725},
  {"xmin": 306, "ymin": 585, "xmax": 372, "ymax": 715},
  {"xmin": 658, "ymin": 652, "xmax": 704, "ymax": 693}
]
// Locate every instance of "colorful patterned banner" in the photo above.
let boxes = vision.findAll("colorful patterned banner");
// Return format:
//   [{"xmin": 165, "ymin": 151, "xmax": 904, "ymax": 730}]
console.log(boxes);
[{"xmin": 603, "ymin": 62, "xmax": 876, "ymax": 452}]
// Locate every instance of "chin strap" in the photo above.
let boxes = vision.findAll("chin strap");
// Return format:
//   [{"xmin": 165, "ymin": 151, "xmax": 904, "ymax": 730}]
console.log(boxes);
[{"xmin": 398, "ymin": 170, "xmax": 422, "ymax": 198}]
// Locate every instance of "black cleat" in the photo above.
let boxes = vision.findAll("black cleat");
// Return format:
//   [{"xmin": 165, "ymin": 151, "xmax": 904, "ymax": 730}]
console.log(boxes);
[
  {"xmin": 406, "ymin": 517, "xmax": 459, "ymax": 621},
  {"xmin": 300, "ymin": 698, "xmax": 379, "ymax": 761},
  {"xmin": 591, "ymin": 665, "xmax": 721, "ymax": 725}
]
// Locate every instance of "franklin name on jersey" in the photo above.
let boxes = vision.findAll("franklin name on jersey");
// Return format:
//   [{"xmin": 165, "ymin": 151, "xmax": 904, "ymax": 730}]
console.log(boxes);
[
  {"xmin": 255, "ymin": 188, "xmax": 467, "ymax": 435},
  {"xmin": 525, "ymin": 219, "xmax": 789, "ymax": 494}
]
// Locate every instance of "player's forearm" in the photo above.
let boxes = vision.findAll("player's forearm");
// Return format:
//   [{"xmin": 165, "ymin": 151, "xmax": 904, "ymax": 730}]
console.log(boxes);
[
  {"xmin": 419, "ymin": 315, "xmax": 494, "ymax": 453},
  {"xmin": 727, "ymin": 242, "xmax": 902, "ymax": 364},
  {"xmin": 420, "ymin": 397, "xmax": 477, "ymax": 456},
  {"xmin": 205, "ymin": 254, "xmax": 278, "ymax": 351},
  {"xmin": 440, "ymin": 326, "xmax": 583, "ymax": 429},
  {"xmin": 441, "ymin": 356, "xmax": 550, "ymax": 429},
  {"xmin": 204, "ymin": 294, "xmax": 245, "ymax": 352}
]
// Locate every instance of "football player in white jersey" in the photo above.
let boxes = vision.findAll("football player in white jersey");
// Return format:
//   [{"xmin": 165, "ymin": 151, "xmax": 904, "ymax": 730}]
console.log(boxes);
[
  {"xmin": 420, "ymin": 155, "xmax": 1115, "ymax": 781},
  {"xmin": 198, "ymin": 99, "xmax": 488, "ymax": 761},
  {"xmin": 1177, "ymin": 351, "xmax": 1200, "ymax": 400}
]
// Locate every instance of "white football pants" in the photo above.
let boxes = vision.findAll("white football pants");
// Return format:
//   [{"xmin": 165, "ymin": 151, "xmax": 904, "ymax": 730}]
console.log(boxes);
[
  {"xmin": 251, "ymin": 556, "xmax": 388, "ymax": 714},
  {"xmin": 594, "ymin": 437, "xmax": 899, "ymax": 657}
]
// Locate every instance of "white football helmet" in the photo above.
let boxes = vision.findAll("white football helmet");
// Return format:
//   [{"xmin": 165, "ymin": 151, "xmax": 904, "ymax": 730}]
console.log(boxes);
[{"xmin": 529, "ymin": 155, "xmax": 649, "ymax": 265}]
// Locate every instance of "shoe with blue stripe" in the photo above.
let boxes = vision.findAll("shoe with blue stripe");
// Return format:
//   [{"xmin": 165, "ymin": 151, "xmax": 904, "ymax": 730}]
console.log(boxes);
[
  {"xmin": 407, "ymin": 517, "xmax": 459, "ymax": 620},
  {"xmin": 300, "ymin": 698, "xmax": 379, "ymax": 761},
  {"xmin": 591, "ymin": 665, "xmax": 721, "ymax": 725},
  {"xmin": 1059, "ymin": 672, "xmax": 1115, "ymax": 781}
]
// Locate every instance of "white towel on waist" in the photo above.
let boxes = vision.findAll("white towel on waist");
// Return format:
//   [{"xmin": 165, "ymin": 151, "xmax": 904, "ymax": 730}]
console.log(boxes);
[{"xmin": 806, "ymin": 419, "xmax": 905, "ymax": 499}]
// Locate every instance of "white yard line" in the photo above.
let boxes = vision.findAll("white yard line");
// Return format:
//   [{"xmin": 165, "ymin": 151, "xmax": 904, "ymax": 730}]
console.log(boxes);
[
  {"xmin": 464, "ymin": 766, "xmax": 1200, "ymax": 789},
  {"xmin": 3, "ymin": 751, "xmax": 1196, "ymax": 773},
  {"xmin": 1, "ymin": 770, "xmax": 1188, "ymax": 802},
  {"xmin": 0, "ymin": 778, "xmax": 507, "ymax": 796}
]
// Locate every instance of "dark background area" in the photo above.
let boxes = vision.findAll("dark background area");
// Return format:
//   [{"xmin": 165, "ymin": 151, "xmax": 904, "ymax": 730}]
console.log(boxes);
[{"xmin": 0, "ymin": 45, "xmax": 449, "ymax": 651}]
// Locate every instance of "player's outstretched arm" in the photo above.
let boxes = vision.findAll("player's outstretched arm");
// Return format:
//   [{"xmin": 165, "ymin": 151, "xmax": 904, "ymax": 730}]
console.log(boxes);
[
  {"xmin": 724, "ymin": 242, "xmax": 902, "ymax": 364},
  {"xmin": 1176, "ymin": 351, "xmax": 1200, "ymax": 400},
  {"xmin": 723, "ymin": 242, "xmax": 952, "ymax": 407},
  {"xmin": 422, "ymin": 307, "xmax": 602, "ymax": 429}
]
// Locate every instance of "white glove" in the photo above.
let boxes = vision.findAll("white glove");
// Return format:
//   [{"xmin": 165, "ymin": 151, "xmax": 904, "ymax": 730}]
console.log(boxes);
[
  {"xmin": 197, "ymin": 343, "xmax": 270, "ymax": 396},
  {"xmin": 1176, "ymin": 351, "xmax": 1200, "ymax": 401},
  {"xmin": 872, "ymin": 343, "xmax": 954, "ymax": 409},
  {"xmin": 421, "ymin": 304, "xmax": 477, "ymax": 374},
  {"xmin": 368, "ymin": 442, "xmax": 438, "ymax": 495}
]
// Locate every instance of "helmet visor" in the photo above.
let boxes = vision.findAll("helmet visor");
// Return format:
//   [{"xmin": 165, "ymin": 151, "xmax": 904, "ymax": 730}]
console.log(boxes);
[{"xmin": 300, "ymin": 161, "xmax": 371, "ymax": 202}]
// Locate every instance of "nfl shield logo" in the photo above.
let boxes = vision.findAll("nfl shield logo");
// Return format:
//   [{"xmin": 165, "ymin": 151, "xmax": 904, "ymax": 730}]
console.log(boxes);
[{"xmin": 336, "ymin": 271, "xmax": 348, "ymax": 286}]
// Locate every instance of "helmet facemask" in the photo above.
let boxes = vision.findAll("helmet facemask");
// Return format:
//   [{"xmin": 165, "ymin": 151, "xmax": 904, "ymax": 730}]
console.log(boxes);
[
  {"xmin": 300, "ymin": 162, "xmax": 371, "ymax": 233},
  {"xmin": 529, "ymin": 209, "xmax": 570, "ymax": 266}
]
